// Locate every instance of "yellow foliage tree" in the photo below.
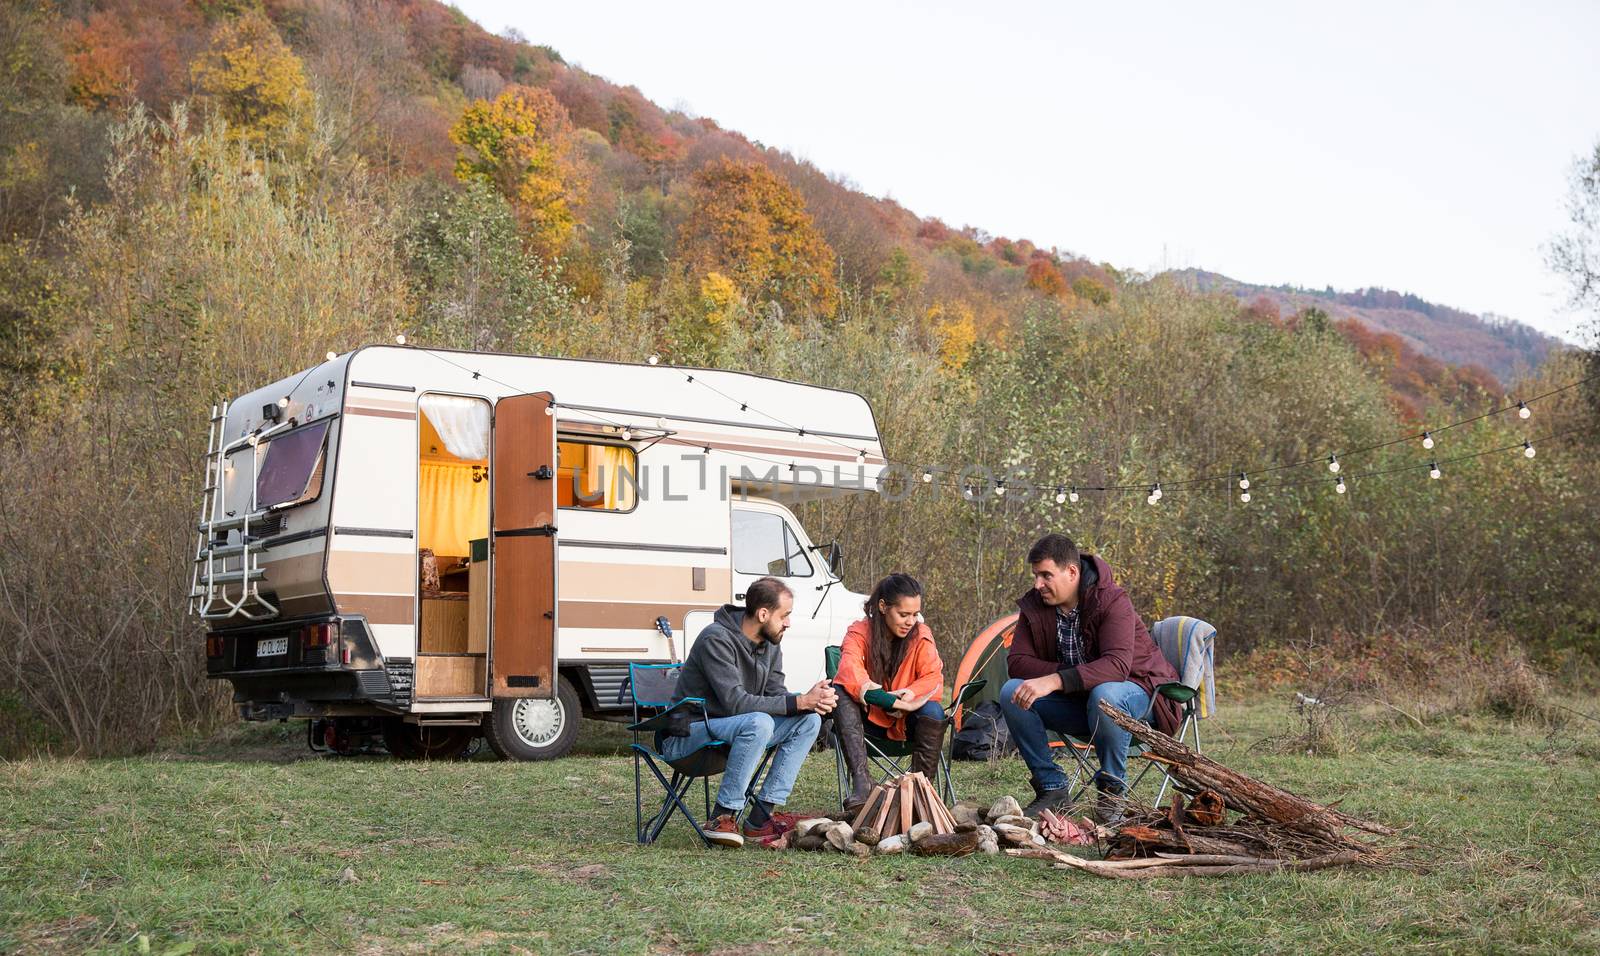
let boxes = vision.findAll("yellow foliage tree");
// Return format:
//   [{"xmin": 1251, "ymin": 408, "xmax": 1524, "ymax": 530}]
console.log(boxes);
[
  {"xmin": 927, "ymin": 301, "xmax": 977, "ymax": 373},
  {"xmin": 699, "ymin": 271, "xmax": 740, "ymax": 325},
  {"xmin": 677, "ymin": 158, "xmax": 839, "ymax": 317},
  {"xmin": 189, "ymin": 13, "xmax": 313, "ymax": 150},
  {"xmin": 450, "ymin": 85, "xmax": 587, "ymax": 259}
]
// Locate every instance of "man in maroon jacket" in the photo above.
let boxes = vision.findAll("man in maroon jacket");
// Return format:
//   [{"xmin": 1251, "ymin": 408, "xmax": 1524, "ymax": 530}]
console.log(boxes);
[{"xmin": 999, "ymin": 533, "xmax": 1181, "ymax": 821}]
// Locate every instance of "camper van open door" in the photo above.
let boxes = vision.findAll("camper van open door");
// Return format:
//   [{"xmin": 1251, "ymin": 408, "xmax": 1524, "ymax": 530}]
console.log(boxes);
[{"xmin": 490, "ymin": 391, "xmax": 558, "ymax": 699}]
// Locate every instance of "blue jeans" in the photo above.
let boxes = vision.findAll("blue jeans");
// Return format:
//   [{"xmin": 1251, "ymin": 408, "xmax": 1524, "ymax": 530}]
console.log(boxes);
[
  {"xmin": 998, "ymin": 677, "xmax": 1151, "ymax": 792},
  {"xmin": 659, "ymin": 711, "xmax": 822, "ymax": 812},
  {"xmin": 866, "ymin": 699, "xmax": 945, "ymax": 736}
]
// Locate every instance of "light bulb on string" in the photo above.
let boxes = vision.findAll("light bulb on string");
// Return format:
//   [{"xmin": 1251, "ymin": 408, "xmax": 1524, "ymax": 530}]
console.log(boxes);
[
  {"xmin": 1523, "ymin": 441, "xmax": 1536, "ymax": 459},
  {"xmin": 277, "ymin": 397, "xmax": 290, "ymax": 409},
  {"xmin": 994, "ymin": 480, "xmax": 1006, "ymax": 498},
  {"xmin": 544, "ymin": 404, "xmax": 555, "ymax": 417},
  {"xmin": 1327, "ymin": 454, "xmax": 1340, "ymax": 473},
  {"xmin": 621, "ymin": 427, "xmax": 632, "ymax": 441},
  {"xmin": 1240, "ymin": 491, "xmax": 1251, "ymax": 503},
  {"xmin": 326, "ymin": 351, "xmax": 338, "ymax": 361},
  {"xmin": 1151, "ymin": 482, "xmax": 1163, "ymax": 501},
  {"xmin": 1517, "ymin": 400, "xmax": 1531, "ymax": 419},
  {"xmin": 920, "ymin": 469, "xmax": 933, "ymax": 483},
  {"xmin": 1335, "ymin": 476, "xmax": 1346, "ymax": 495},
  {"xmin": 1429, "ymin": 461, "xmax": 1441, "ymax": 480},
  {"xmin": 856, "ymin": 450, "xmax": 866, "ymax": 464},
  {"xmin": 1238, "ymin": 473, "xmax": 1250, "ymax": 491},
  {"xmin": 394, "ymin": 333, "xmax": 407, "ymax": 345},
  {"xmin": 247, "ymin": 433, "xmax": 260, "ymax": 447},
  {"xmin": 1422, "ymin": 431, "xmax": 1434, "ymax": 450},
  {"xmin": 1054, "ymin": 487, "xmax": 1067, "ymax": 505},
  {"xmin": 1068, "ymin": 487, "xmax": 1080, "ymax": 504},
  {"xmin": 647, "ymin": 353, "xmax": 659, "ymax": 366}
]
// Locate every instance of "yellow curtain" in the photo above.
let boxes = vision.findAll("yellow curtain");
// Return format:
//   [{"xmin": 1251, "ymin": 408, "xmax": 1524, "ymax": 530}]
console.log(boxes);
[
  {"xmin": 419, "ymin": 460, "xmax": 489, "ymax": 557},
  {"xmin": 582, "ymin": 444, "xmax": 636, "ymax": 510}
]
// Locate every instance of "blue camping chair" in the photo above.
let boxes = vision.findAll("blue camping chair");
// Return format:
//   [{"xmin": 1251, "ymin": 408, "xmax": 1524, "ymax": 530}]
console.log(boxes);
[{"xmin": 626, "ymin": 663, "xmax": 773, "ymax": 846}]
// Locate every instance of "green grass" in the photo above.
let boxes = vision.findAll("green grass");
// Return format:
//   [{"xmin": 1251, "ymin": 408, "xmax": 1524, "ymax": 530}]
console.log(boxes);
[{"xmin": 3, "ymin": 702, "xmax": 1599, "ymax": 955}]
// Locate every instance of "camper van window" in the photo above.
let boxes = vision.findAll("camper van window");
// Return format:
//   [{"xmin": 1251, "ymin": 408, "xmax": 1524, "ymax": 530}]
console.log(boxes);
[
  {"xmin": 256, "ymin": 420, "xmax": 330, "ymax": 509},
  {"xmin": 556, "ymin": 440, "xmax": 638, "ymax": 512},
  {"xmin": 732, "ymin": 509, "xmax": 814, "ymax": 578}
]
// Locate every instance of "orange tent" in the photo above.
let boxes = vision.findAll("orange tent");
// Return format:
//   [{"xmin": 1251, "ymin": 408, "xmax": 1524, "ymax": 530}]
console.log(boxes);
[{"xmin": 950, "ymin": 613, "xmax": 1018, "ymax": 731}]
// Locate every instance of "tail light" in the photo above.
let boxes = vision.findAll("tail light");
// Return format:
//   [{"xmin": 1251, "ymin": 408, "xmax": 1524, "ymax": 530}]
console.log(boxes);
[
  {"xmin": 303, "ymin": 623, "xmax": 335, "ymax": 649},
  {"xmin": 205, "ymin": 633, "xmax": 224, "ymax": 658}
]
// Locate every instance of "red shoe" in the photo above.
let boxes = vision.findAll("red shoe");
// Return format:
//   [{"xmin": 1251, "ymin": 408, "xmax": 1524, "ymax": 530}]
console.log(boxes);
[
  {"xmin": 702, "ymin": 814, "xmax": 745, "ymax": 848},
  {"xmin": 742, "ymin": 811, "xmax": 805, "ymax": 841}
]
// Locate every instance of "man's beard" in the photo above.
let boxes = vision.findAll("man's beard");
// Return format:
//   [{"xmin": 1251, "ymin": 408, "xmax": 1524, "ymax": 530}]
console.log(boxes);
[{"xmin": 762, "ymin": 623, "xmax": 786, "ymax": 644}]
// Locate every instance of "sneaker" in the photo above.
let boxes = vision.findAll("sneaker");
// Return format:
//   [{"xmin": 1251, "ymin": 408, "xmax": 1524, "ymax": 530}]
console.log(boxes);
[
  {"xmin": 742, "ymin": 811, "xmax": 804, "ymax": 841},
  {"xmin": 1022, "ymin": 786, "xmax": 1074, "ymax": 818},
  {"xmin": 1094, "ymin": 788, "xmax": 1128, "ymax": 827},
  {"xmin": 702, "ymin": 813, "xmax": 745, "ymax": 848}
]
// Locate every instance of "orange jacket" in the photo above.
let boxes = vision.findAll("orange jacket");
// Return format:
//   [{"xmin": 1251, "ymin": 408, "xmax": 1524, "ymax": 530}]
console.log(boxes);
[{"xmin": 835, "ymin": 618, "xmax": 944, "ymax": 741}]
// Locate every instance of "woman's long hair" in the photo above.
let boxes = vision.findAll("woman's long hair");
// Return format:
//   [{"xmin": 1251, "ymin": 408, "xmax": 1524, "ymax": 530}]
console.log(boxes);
[{"xmin": 864, "ymin": 573, "xmax": 923, "ymax": 686}]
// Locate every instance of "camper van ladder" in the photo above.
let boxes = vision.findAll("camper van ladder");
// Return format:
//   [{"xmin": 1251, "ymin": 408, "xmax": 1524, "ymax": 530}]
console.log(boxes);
[{"xmin": 188, "ymin": 400, "xmax": 281, "ymax": 621}]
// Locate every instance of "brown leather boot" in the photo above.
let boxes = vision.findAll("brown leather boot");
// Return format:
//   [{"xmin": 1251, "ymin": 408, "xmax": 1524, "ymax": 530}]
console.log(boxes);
[
  {"xmin": 830, "ymin": 697, "xmax": 875, "ymax": 814},
  {"xmin": 911, "ymin": 714, "xmax": 946, "ymax": 781}
]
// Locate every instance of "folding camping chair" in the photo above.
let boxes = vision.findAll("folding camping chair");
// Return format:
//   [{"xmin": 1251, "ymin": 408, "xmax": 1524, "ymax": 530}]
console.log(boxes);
[
  {"xmin": 824, "ymin": 645, "xmax": 986, "ymax": 806},
  {"xmin": 626, "ymin": 663, "xmax": 774, "ymax": 846},
  {"xmin": 1055, "ymin": 615, "xmax": 1217, "ymax": 807}
]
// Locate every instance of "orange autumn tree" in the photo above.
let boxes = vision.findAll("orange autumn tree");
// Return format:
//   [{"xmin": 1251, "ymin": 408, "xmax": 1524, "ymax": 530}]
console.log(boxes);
[
  {"xmin": 1024, "ymin": 258, "xmax": 1069, "ymax": 298},
  {"xmin": 677, "ymin": 158, "xmax": 839, "ymax": 317},
  {"xmin": 450, "ymin": 85, "xmax": 587, "ymax": 259},
  {"xmin": 189, "ymin": 12, "xmax": 313, "ymax": 149}
]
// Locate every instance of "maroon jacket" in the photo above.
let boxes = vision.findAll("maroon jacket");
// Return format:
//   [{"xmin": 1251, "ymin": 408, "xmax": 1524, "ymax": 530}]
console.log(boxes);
[{"xmin": 1007, "ymin": 554, "xmax": 1182, "ymax": 735}]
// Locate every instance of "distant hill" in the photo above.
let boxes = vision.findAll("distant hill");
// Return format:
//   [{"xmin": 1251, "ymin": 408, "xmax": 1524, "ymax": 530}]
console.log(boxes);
[{"xmin": 1171, "ymin": 270, "xmax": 1557, "ymax": 383}]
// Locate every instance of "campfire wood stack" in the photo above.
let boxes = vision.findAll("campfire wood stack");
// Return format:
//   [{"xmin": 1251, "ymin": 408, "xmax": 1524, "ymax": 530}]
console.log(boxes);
[
  {"xmin": 1006, "ymin": 701, "xmax": 1400, "ymax": 879},
  {"xmin": 850, "ymin": 772, "xmax": 958, "ymax": 843}
]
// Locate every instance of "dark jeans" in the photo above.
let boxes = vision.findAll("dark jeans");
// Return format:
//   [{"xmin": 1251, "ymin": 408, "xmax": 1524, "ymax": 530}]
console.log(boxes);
[
  {"xmin": 998, "ymin": 677, "xmax": 1150, "ymax": 792},
  {"xmin": 831, "ymin": 683, "xmax": 945, "ymax": 740}
]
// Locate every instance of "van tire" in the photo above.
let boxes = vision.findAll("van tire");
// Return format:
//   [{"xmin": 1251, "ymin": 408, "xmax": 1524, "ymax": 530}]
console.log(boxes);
[
  {"xmin": 484, "ymin": 675, "xmax": 581, "ymax": 761},
  {"xmin": 382, "ymin": 719, "xmax": 476, "ymax": 760}
]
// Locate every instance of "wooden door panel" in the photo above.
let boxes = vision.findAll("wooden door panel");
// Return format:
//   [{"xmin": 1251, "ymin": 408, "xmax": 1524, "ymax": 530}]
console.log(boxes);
[{"xmin": 491, "ymin": 391, "xmax": 557, "ymax": 698}]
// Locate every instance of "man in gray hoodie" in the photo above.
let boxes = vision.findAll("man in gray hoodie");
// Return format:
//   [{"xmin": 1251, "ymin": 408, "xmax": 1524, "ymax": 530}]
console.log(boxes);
[{"xmin": 663, "ymin": 576, "xmax": 837, "ymax": 847}]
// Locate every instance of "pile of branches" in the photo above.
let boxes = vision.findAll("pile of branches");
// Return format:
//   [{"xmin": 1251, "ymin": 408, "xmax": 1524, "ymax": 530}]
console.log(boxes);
[{"xmin": 1009, "ymin": 701, "xmax": 1399, "ymax": 879}]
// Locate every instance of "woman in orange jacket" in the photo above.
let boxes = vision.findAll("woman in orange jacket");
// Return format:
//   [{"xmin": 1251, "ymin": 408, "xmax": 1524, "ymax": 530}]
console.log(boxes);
[{"xmin": 831, "ymin": 572, "xmax": 945, "ymax": 814}]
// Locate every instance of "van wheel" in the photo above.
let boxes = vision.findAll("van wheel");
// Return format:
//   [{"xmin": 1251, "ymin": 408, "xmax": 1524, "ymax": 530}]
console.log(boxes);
[
  {"xmin": 382, "ymin": 719, "xmax": 476, "ymax": 760},
  {"xmin": 484, "ymin": 675, "xmax": 581, "ymax": 761}
]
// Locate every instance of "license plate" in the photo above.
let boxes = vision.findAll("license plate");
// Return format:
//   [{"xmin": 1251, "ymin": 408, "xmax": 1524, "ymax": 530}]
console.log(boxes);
[{"xmin": 257, "ymin": 637, "xmax": 288, "ymax": 657}]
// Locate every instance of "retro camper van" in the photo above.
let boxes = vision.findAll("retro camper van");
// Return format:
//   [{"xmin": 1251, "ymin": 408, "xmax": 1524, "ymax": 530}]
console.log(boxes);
[{"xmin": 191, "ymin": 345, "xmax": 886, "ymax": 759}]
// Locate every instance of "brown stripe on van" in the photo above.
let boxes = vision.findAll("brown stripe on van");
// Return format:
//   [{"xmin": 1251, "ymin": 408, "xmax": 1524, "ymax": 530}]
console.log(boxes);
[
  {"xmin": 336, "ymin": 593, "xmax": 414, "ymax": 625},
  {"xmin": 557, "ymin": 600, "xmax": 717, "ymax": 630},
  {"xmin": 666, "ymin": 430, "xmax": 883, "ymax": 465},
  {"xmin": 558, "ymin": 561, "xmax": 730, "ymax": 603},
  {"xmin": 277, "ymin": 594, "xmax": 334, "ymax": 618},
  {"xmin": 261, "ymin": 552, "xmax": 324, "ymax": 591},
  {"xmin": 346, "ymin": 406, "xmax": 416, "ymax": 421},
  {"xmin": 327, "ymin": 550, "xmax": 415, "ymax": 594}
]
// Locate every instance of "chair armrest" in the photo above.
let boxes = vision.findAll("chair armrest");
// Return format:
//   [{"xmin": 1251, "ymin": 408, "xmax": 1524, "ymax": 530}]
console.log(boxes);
[
  {"xmin": 628, "ymin": 698, "xmax": 708, "ymax": 734},
  {"xmin": 1156, "ymin": 682, "xmax": 1198, "ymax": 704}
]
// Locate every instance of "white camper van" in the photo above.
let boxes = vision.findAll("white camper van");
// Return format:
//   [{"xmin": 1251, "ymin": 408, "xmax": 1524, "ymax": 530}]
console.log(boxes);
[{"xmin": 190, "ymin": 345, "xmax": 886, "ymax": 759}]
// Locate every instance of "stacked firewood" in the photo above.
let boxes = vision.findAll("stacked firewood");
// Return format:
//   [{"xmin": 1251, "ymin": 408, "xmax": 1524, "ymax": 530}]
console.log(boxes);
[
  {"xmin": 778, "ymin": 772, "xmax": 993, "ymax": 857},
  {"xmin": 1007, "ymin": 701, "xmax": 1398, "ymax": 879}
]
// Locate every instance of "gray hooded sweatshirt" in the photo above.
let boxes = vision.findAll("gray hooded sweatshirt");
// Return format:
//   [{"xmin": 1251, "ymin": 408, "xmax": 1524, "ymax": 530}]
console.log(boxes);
[{"xmin": 675, "ymin": 604, "xmax": 798, "ymax": 718}]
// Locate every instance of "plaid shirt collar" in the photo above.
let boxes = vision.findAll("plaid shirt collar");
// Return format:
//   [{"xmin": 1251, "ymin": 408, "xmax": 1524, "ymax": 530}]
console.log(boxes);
[{"xmin": 1055, "ymin": 605, "xmax": 1083, "ymax": 669}]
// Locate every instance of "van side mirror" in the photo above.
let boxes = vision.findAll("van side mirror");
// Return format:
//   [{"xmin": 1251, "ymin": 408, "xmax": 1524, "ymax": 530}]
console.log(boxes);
[{"xmin": 826, "ymin": 542, "xmax": 843, "ymax": 578}]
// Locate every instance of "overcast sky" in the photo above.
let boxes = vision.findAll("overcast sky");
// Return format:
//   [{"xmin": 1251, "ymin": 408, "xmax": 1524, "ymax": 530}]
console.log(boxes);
[{"xmin": 455, "ymin": 1, "xmax": 1600, "ymax": 342}]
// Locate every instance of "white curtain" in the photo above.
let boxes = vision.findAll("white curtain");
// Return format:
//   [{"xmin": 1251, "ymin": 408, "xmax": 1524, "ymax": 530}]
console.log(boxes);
[{"xmin": 420, "ymin": 394, "xmax": 490, "ymax": 461}]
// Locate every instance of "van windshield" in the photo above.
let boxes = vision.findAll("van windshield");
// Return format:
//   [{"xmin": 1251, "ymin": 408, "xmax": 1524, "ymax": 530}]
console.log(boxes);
[{"xmin": 257, "ymin": 421, "xmax": 330, "ymax": 509}]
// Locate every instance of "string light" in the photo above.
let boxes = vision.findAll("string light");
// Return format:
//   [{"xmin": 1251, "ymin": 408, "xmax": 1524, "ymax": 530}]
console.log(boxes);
[
  {"xmin": 544, "ymin": 405, "xmax": 555, "ymax": 417},
  {"xmin": 856, "ymin": 450, "xmax": 867, "ymax": 464},
  {"xmin": 621, "ymin": 427, "xmax": 632, "ymax": 441},
  {"xmin": 1327, "ymin": 454, "xmax": 1341, "ymax": 474},
  {"xmin": 395, "ymin": 333, "xmax": 407, "ymax": 345},
  {"xmin": 921, "ymin": 469, "xmax": 933, "ymax": 483},
  {"xmin": 277, "ymin": 397, "xmax": 289, "ymax": 409},
  {"xmin": 1151, "ymin": 482, "xmax": 1163, "ymax": 501},
  {"xmin": 1055, "ymin": 487, "xmax": 1067, "ymax": 504},
  {"xmin": 1523, "ymin": 440, "xmax": 1536, "ymax": 459},
  {"xmin": 1238, "ymin": 473, "xmax": 1250, "ymax": 491},
  {"xmin": 1421, "ymin": 431, "xmax": 1434, "ymax": 450},
  {"xmin": 647, "ymin": 353, "xmax": 660, "ymax": 365},
  {"xmin": 1240, "ymin": 491, "xmax": 1251, "ymax": 503},
  {"xmin": 1068, "ymin": 487, "xmax": 1080, "ymax": 504},
  {"xmin": 994, "ymin": 480, "xmax": 1006, "ymax": 497},
  {"xmin": 246, "ymin": 433, "xmax": 259, "ymax": 447},
  {"xmin": 1429, "ymin": 461, "xmax": 1441, "ymax": 480},
  {"xmin": 326, "ymin": 351, "xmax": 338, "ymax": 361},
  {"xmin": 1518, "ymin": 400, "xmax": 1531, "ymax": 419},
  {"xmin": 1335, "ymin": 476, "xmax": 1346, "ymax": 494}
]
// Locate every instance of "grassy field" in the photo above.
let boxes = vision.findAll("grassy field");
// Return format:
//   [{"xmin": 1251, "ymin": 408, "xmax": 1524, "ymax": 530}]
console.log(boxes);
[{"xmin": 3, "ymin": 699, "xmax": 1599, "ymax": 955}]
